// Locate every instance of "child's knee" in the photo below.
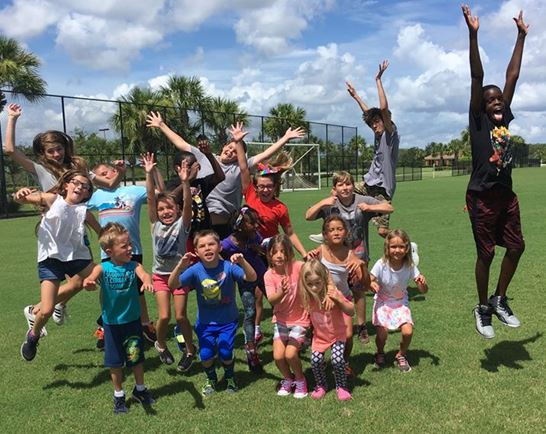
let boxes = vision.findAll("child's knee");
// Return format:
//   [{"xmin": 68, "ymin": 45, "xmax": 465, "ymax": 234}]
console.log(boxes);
[
  {"xmin": 158, "ymin": 312, "xmax": 171, "ymax": 323},
  {"xmin": 174, "ymin": 313, "xmax": 188, "ymax": 324},
  {"xmin": 285, "ymin": 344, "xmax": 301, "ymax": 361}
]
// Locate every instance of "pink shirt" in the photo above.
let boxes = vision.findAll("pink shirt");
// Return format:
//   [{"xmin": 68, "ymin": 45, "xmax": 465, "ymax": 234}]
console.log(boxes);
[
  {"xmin": 309, "ymin": 289, "xmax": 348, "ymax": 353},
  {"xmin": 264, "ymin": 261, "xmax": 310, "ymax": 327}
]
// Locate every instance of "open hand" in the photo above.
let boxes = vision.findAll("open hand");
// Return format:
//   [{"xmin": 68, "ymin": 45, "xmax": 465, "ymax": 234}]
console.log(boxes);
[
  {"xmin": 146, "ymin": 111, "xmax": 163, "ymax": 128},
  {"xmin": 229, "ymin": 122, "xmax": 249, "ymax": 142},
  {"xmin": 376, "ymin": 60, "xmax": 389, "ymax": 80},
  {"xmin": 513, "ymin": 10, "xmax": 529, "ymax": 35},
  {"xmin": 283, "ymin": 127, "xmax": 305, "ymax": 141},
  {"xmin": 346, "ymin": 81, "xmax": 358, "ymax": 98},
  {"xmin": 7, "ymin": 103, "xmax": 22, "ymax": 118},
  {"xmin": 141, "ymin": 152, "xmax": 156, "ymax": 173},
  {"xmin": 13, "ymin": 187, "xmax": 36, "ymax": 202},
  {"xmin": 461, "ymin": 4, "xmax": 479, "ymax": 33}
]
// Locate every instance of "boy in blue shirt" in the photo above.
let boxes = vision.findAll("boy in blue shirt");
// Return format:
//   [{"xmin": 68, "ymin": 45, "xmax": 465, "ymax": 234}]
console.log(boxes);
[
  {"xmin": 168, "ymin": 229, "xmax": 257, "ymax": 396},
  {"xmin": 83, "ymin": 222, "xmax": 155, "ymax": 414}
]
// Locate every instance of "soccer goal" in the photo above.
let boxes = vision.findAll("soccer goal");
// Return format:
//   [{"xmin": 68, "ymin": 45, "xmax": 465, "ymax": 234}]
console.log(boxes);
[{"xmin": 247, "ymin": 142, "xmax": 321, "ymax": 191}]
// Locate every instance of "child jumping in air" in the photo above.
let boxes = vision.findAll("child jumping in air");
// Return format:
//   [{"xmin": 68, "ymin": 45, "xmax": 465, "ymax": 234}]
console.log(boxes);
[
  {"xmin": 462, "ymin": 4, "xmax": 527, "ymax": 339},
  {"xmin": 83, "ymin": 223, "xmax": 155, "ymax": 413},
  {"xmin": 142, "ymin": 153, "xmax": 195, "ymax": 371},
  {"xmin": 299, "ymin": 259, "xmax": 354, "ymax": 401},
  {"xmin": 370, "ymin": 229, "xmax": 428, "ymax": 373},
  {"xmin": 221, "ymin": 206, "xmax": 267, "ymax": 373},
  {"xmin": 15, "ymin": 170, "xmax": 100, "ymax": 361},
  {"xmin": 264, "ymin": 235, "xmax": 310, "ymax": 398},
  {"xmin": 168, "ymin": 230, "xmax": 257, "ymax": 396}
]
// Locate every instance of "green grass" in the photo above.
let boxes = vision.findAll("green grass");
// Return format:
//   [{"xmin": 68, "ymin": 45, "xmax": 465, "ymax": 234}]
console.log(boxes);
[{"xmin": 2, "ymin": 168, "xmax": 545, "ymax": 433}]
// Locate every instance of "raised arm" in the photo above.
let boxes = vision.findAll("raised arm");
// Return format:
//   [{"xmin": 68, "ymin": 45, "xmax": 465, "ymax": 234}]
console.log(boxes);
[
  {"xmin": 305, "ymin": 195, "xmax": 336, "ymax": 221},
  {"xmin": 376, "ymin": 60, "xmax": 393, "ymax": 133},
  {"xmin": 346, "ymin": 81, "xmax": 370, "ymax": 115},
  {"xmin": 142, "ymin": 152, "xmax": 159, "ymax": 223},
  {"xmin": 357, "ymin": 201, "xmax": 394, "ymax": 214},
  {"xmin": 462, "ymin": 4, "xmax": 484, "ymax": 115},
  {"xmin": 168, "ymin": 253, "xmax": 196, "ymax": 289},
  {"xmin": 231, "ymin": 253, "xmax": 257, "ymax": 282},
  {"xmin": 503, "ymin": 10, "xmax": 528, "ymax": 106},
  {"xmin": 229, "ymin": 122, "xmax": 251, "ymax": 191},
  {"xmin": 252, "ymin": 127, "xmax": 305, "ymax": 166},
  {"xmin": 3, "ymin": 104, "xmax": 37, "ymax": 174},
  {"xmin": 93, "ymin": 161, "xmax": 126, "ymax": 189},
  {"xmin": 146, "ymin": 111, "xmax": 192, "ymax": 152},
  {"xmin": 13, "ymin": 187, "xmax": 56, "ymax": 208},
  {"xmin": 178, "ymin": 161, "xmax": 193, "ymax": 230},
  {"xmin": 197, "ymin": 139, "xmax": 225, "ymax": 186}
]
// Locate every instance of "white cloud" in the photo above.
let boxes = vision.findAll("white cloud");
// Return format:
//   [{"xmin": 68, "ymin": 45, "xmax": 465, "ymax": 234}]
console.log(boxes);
[{"xmin": 0, "ymin": 0, "xmax": 60, "ymax": 38}]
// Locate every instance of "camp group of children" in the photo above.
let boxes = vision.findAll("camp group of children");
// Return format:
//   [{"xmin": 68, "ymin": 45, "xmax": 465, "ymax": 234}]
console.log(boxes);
[{"xmin": 3, "ymin": 4, "xmax": 529, "ymax": 414}]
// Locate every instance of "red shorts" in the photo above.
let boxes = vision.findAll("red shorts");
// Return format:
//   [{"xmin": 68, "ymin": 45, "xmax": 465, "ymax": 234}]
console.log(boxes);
[
  {"xmin": 466, "ymin": 187, "xmax": 525, "ymax": 261},
  {"xmin": 152, "ymin": 273, "xmax": 191, "ymax": 296}
]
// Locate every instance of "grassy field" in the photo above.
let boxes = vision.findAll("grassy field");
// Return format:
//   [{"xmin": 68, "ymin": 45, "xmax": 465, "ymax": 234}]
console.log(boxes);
[{"xmin": 1, "ymin": 168, "xmax": 545, "ymax": 433}]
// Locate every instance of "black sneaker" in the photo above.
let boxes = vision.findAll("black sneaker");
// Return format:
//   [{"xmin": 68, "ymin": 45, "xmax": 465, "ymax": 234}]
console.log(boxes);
[
  {"xmin": 132, "ymin": 387, "xmax": 156, "ymax": 405},
  {"xmin": 113, "ymin": 395, "xmax": 128, "ymax": 414},
  {"xmin": 20, "ymin": 330, "xmax": 39, "ymax": 361},
  {"xmin": 473, "ymin": 304, "xmax": 495, "ymax": 339},
  {"xmin": 142, "ymin": 323, "xmax": 157, "ymax": 344},
  {"xmin": 154, "ymin": 341, "xmax": 175, "ymax": 365},
  {"xmin": 177, "ymin": 345, "xmax": 196, "ymax": 372}
]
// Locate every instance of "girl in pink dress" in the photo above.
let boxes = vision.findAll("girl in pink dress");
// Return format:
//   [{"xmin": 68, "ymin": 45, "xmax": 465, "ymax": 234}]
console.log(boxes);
[
  {"xmin": 299, "ymin": 260, "xmax": 354, "ymax": 401},
  {"xmin": 370, "ymin": 229, "xmax": 428, "ymax": 373}
]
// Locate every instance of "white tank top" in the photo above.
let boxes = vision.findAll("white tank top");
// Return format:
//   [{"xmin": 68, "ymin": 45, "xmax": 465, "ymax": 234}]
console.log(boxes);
[
  {"xmin": 37, "ymin": 195, "xmax": 92, "ymax": 262},
  {"xmin": 320, "ymin": 256, "xmax": 351, "ymax": 297}
]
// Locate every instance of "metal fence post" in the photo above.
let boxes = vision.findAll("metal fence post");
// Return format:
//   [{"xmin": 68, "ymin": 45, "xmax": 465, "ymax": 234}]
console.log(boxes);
[
  {"xmin": 61, "ymin": 96, "xmax": 67, "ymax": 133},
  {"xmin": 0, "ymin": 123, "xmax": 9, "ymax": 217},
  {"xmin": 118, "ymin": 101, "xmax": 127, "ymax": 185}
]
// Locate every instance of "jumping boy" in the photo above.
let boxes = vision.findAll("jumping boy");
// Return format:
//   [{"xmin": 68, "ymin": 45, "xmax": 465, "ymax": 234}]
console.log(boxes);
[
  {"xmin": 306, "ymin": 171, "xmax": 394, "ymax": 344},
  {"xmin": 83, "ymin": 223, "xmax": 155, "ymax": 414},
  {"xmin": 168, "ymin": 230, "xmax": 257, "ymax": 396},
  {"xmin": 462, "ymin": 4, "xmax": 527, "ymax": 339}
]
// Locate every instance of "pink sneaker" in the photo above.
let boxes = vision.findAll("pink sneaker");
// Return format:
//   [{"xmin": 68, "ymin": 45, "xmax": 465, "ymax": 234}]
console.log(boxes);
[
  {"xmin": 336, "ymin": 387, "xmax": 352, "ymax": 401},
  {"xmin": 293, "ymin": 378, "xmax": 308, "ymax": 399},
  {"xmin": 311, "ymin": 385, "xmax": 327, "ymax": 400},
  {"xmin": 276, "ymin": 378, "xmax": 293, "ymax": 396}
]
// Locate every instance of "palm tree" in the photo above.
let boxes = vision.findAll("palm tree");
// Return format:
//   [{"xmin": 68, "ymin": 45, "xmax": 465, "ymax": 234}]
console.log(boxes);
[
  {"xmin": 263, "ymin": 103, "xmax": 307, "ymax": 141},
  {"xmin": 0, "ymin": 36, "xmax": 47, "ymax": 113},
  {"xmin": 110, "ymin": 86, "xmax": 163, "ymax": 181},
  {"xmin": 160, "ymin": 75, "xmax": 208, "ymax": 140},
  {"xmin": 203, "ymin": 96, "xmax": 248, "ymax": 147}
]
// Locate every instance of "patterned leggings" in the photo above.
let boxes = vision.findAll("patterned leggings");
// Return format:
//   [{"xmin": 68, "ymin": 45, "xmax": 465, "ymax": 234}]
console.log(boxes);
[{"xmin": 311, "ymin": 341, "xmax": 347, "ymax": 390}]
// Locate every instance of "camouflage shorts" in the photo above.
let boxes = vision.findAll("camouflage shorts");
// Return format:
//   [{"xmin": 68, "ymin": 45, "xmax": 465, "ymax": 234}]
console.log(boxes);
[{"xmin": 353, "ymin": 182, "xmax": 391, "ymax": 229}]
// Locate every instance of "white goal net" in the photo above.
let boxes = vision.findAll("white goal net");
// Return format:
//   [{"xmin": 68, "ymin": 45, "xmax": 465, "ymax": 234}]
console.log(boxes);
[{"xmin": 247, "ymin": 142, "xmax": 321, "ymax": 191}]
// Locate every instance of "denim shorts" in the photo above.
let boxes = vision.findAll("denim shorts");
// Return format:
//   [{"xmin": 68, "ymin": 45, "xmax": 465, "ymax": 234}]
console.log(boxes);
[
  {"xmin": 103, "ymin": 319, "xmax": 145, "ymax": 368},
  {"xmin": 37, "ymin": 258, "xmax": 92, "ymax": 282}
]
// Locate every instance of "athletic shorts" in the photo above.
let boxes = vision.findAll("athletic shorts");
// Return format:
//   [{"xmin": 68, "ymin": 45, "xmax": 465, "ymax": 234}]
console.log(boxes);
[
  {"xmin": 152, "ymin": 273, "xmax": 190, "ymax": 296},
  {"xmin": 194, "ymin": 320, "xmax": 238, "ymax": 363},
  {"xmin": 37, "ymin": 258, "xmax": 92, "ymax": 282},
  {"xmin": 273, "ymin": 322, "xmax": 308, "ymax": 346},
  {"xmin": 103, "ymin": 319, "xmax": 145, "ymax": 368},
  {"xmin": 466, "ymin": 187, "xmax": 525, "ymax": 261}
]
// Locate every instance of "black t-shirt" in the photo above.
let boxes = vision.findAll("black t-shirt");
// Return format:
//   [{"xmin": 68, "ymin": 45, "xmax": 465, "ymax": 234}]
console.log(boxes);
[
  {"xmin": 166, "ymin": 175, "xmax": 216, "ymax": 234},
  {"xmin": 467, "ymin": 106, "xmax": 514, "ymax": 192}
]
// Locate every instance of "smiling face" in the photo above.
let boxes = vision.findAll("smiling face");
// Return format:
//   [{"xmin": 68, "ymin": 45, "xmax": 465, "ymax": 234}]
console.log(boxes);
[
  {"xmin": 333, "ymin": 180, "xmax": 354, "ymax": 203},
  {"xmin": 107, "ymin": 233, "xmax": 133, "ymax": 265},
  {"xmin": 195, "ymin": 234, "xmax": 221, "ymax": 265},
  {"xmin": 43, "ymin": 142, "xmax": 66, "ymax": 164},
  {"xmin": 254, "ymin": 176, "xmax": 276, "ymax": 202},
  {"xmin": 219, "ymin": 142, "xmax": 238, "ymax": 164},
  {"xmin": 157, "ymin": 196, "xmax": 180, "ymax": 225},
  {"xmin": 387, "ymin": 236, "xmax": 409, "ymax": 265},
  {"xmin": 94, "ymin": 164, "xmax": 118, "ymax": 180},
  {"xmin": 63, "ymin": 175, "xmax": 92, "ymax": 204},
  {"xmin": 483, "ymin": 86, "xmax": 505, "ymax": 125}
]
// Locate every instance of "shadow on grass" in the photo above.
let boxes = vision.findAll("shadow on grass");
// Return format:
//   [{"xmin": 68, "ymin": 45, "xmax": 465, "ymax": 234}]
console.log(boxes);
[
  {"xmin": 480, "ymin": 332, "xmax": 542, "ymax": 372},
  {"xmin": 149, "ymin": 379, "xmax": 204, "ymax": 410},
  {"xmin": 407, "ymin": 286, "xmax": 427, "ymax": 302}
]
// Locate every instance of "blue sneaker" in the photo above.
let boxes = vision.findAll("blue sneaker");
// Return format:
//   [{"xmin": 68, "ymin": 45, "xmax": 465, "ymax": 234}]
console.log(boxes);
[
  {"xmin": 113, "ymin": 395, "xmax": 128, "ymax": 414},
  {"xmin": 131, "ymin": 387, "xmax": 155, "ymax": 405}
]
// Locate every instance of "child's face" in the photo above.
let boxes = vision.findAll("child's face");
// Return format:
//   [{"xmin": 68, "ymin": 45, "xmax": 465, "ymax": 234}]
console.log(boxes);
[
  {"xmin": 195, "ymin": 235, "xmax": 221, "ymax": 264},
  {"xmin": 43, "ymin": 142, "xmax": 65, "ymax": 163},
  {"xmin": 157, "ymin": 198, "xmax": 179, "ymax": 225},
  {"xmin": 270, "ymin": 245, "xmax": 288, "ymax": 269},
  {"xmin": 108, "ymin": 233, "xmax": 133, "ymax": 263},
  {"xmin": 240, "ymin": 217, "xmax": 258, "ymax": 234},
  {"xmin": 324, "ymin": 220, "xmax": 347, "ymax": 245},
  {"xmin": 333, "ymin": 180, "xmax": 354, "ymax": 201},
  {"xmin": 94, "ymin": 164, "xmax": 118, "ymax": 180},
  {"xmin": 369, "ymin": 116, "xmax": 385, "ymax": 136},
  {"xmin": 305, "ymin": 273, "xmax": 323, "ymax": 295},
  {"xmin": 255, "ymin": 176, "xmax": 275, "ymax": 202},
  {"xmin": 64, "ymin": 176, "xmax": 92, "ymax": 203},
  {"xmin": 388, "ymin": 236, "xmax": 408, "ymax": 262},
  {"xmin": 219, "ymin": 142, "xmax": 237, "ymax": 164},
  {"xmin": 484, "ymin": 87, "xmax": 505, "ymax": 125}
]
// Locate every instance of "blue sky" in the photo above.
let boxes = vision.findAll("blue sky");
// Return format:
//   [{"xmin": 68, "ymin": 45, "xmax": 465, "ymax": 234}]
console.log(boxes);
[{"xmin": 1, "ymin": 0, "xmax": 545, "ymax": 148}]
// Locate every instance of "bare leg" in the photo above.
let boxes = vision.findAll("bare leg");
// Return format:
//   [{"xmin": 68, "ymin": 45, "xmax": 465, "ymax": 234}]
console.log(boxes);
[
  {"xmin": 475, "ymin": 256, "xmax": 493, "ymax": 305},
  {"xmin": 398, "ymin": 323, "xmax": 413, "ymax": 356},
  {"xmin": 273, "ymin": 339, "xmax": 292, "ymax": 379},
  {"xmin": 344, "ymin": 314, "xmax": 354, "ymax": 360},
  {"xmin": 132, "ymin": 363, "xmax": 144, "ymax": 385},
  {"xmin": 32, "ymin": 274, "xmax": 84, "ymax": 315},
  {"xmin": 375, "ymin": 326, "xmax": 388, "ymax": 354},
  {"xmin": 353, "ymin": 289, "xmax": 366, "ymax": 327},
  {"xmin": 32, "ymin": 279, "xmax": 60, "ymax": 335},
  {"xmin": 495, "ymin": 248, "xmax": 524, "ymax": 297},
  {"xmin": 139, "ymin": 294, "xmax": 151, "ymax": 324},
  {"xmin": 285, "ymin": 342, "xmax": 305, "ymax": 380},
  {"xmin": 110, "ymin": 368, "xmax": 124, "ymax": 392},
  {"xmin": 154, "ymin": 291, "xmax": 171, "ymax": 348},
  {"xmin": 174, "ymin": 293, "xmax": 194, "ymax": 353}
]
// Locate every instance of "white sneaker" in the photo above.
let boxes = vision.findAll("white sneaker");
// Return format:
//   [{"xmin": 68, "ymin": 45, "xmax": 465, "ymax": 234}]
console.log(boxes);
[
  {"xmin": 473, "ymin": 304, "xmax": 495, "ymax": 339},
  {"xmin": 489, "ymin": 296, "xmax": 521, "ymax": 328},
  {"xmin": 23, "ymin": 305, "xmax": 47, "ymax": 337},
  {"xmin": 308, "ymin": 233, "xmax": 324, "ymax": 244},
  {"xmin": 52, "ymin": 303, "xmax": 67, "ymax": 326},
  {"xmin": 411, "ymin": 242, "xmax": 419, "ymax": 266}
]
